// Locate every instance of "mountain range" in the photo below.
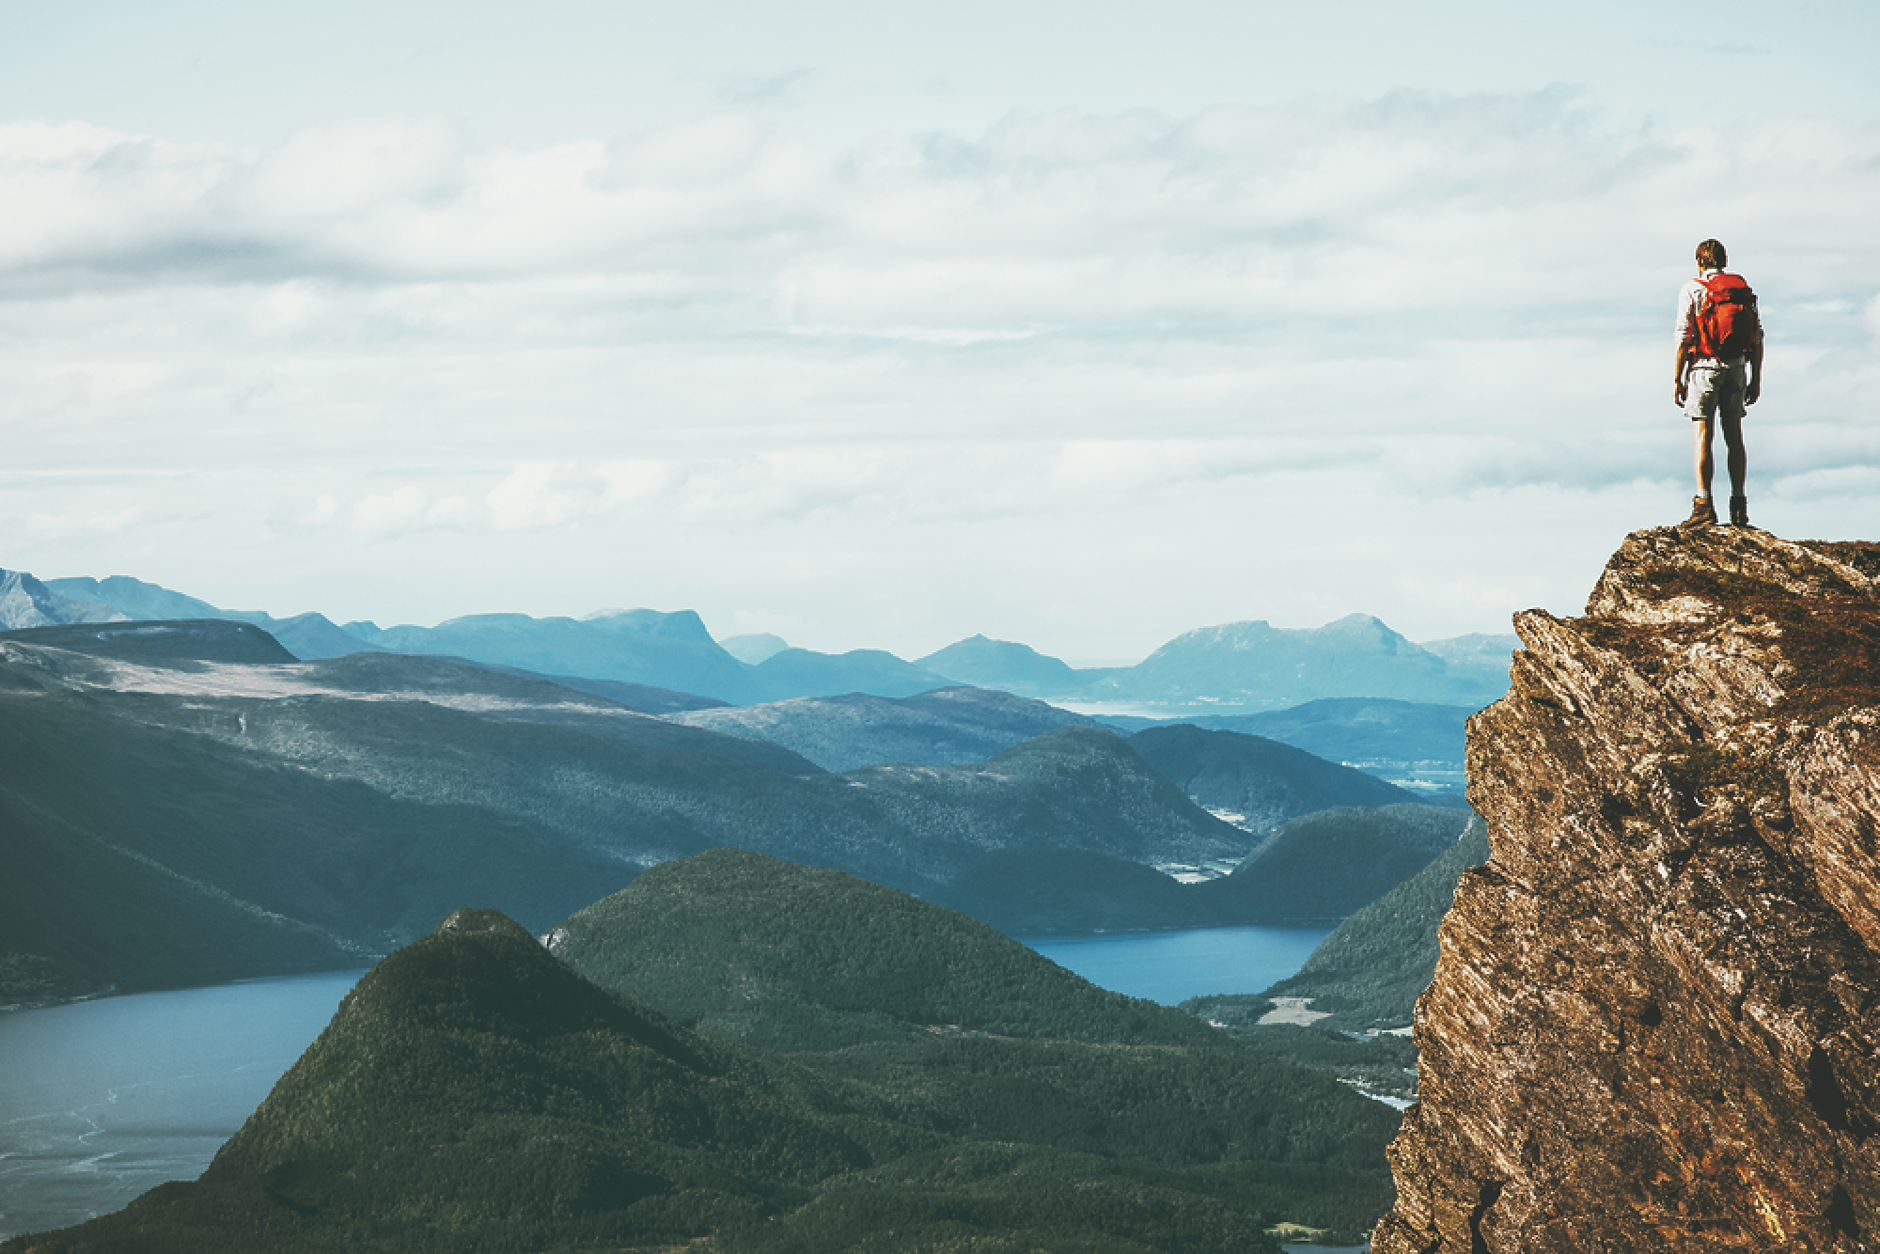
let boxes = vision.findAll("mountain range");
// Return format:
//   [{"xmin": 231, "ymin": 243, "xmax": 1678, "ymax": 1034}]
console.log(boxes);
[
  {"xmin": 2, "ymin": 618, "xmax": 1484, "ymax": 1006},
  {"xmin": 11, "ymin": 567, "xmax": 1515, "ymax": 714}
]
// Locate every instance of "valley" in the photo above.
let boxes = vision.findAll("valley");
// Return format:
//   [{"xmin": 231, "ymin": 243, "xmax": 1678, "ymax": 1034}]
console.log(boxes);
[{"xmin": 0, "ymin": 562, "xmax": 1504, "ymax": 1251}]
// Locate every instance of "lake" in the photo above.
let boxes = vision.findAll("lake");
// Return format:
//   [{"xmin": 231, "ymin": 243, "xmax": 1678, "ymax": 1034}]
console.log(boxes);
[
  {"xmin": 0, "ymin": 924, "xmax": 1330, "ymax": 1240},
  {"xmin": 1023, "ymin": 922, "xmax": 1334, "ymax": 1005}
]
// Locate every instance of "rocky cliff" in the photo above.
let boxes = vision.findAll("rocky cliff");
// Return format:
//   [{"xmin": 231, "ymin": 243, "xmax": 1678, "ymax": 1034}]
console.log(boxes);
[{"xmin": 1374, "ymin": 526, "xmax": 1880, "ymax": 1253}]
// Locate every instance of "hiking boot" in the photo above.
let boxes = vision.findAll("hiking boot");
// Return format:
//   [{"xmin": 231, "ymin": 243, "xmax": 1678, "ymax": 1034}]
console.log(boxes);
[
  {"xmin": 1678, "ymin": 495, "xmax": 1717, "ymax": 531},
  {"xmin": 1729, "ymin": 495, "xmax": 1750, "ymax": 527}
]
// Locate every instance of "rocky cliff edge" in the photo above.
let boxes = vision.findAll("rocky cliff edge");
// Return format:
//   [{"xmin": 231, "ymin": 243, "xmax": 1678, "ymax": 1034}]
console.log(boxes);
[{"xmin": 1375, "ymin": 526, "xmax": 1880, "ymax": 1253}]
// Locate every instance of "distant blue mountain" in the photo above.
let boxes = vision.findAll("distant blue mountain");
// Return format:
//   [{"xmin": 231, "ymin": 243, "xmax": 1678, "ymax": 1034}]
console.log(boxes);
[
  {"xmin": 1193, "ymin": 698, "xmax": 1474, "ymax": 771},
  {"xmin": 751, "ymin": 647, "xmax": 954, "ymax": 700},
  {"xmin": 718, "ymin": 632, "xmax": 789, "ymax": 665},
  {"xmin": 44, "ymin": 575, "xmax": 221, "ymax": 622},
  {"xmin": 44, "ymin": 575, "xmax": 383, "ymax": 662},
  {"xmin": 916, "ymin": 634, "xmax": 1101, "ymax": 697},
  {"xmin": 2, "ymin": 570, "xmax": 125, "ymax": 630},
  {"xmin": 1416, "ymin": 632, "xmax": 1520, "ymax": 673},
  {"xmin": 1081, "ymin": 614, "xmax": 1507, "ymax": 712},
  {"xmin": 352, "ymin": 609, "xmax": 768, "ymax": 703},
  {"xmin": 36, "ymin": 570, "xmax": 1515, "ymax": 714}
]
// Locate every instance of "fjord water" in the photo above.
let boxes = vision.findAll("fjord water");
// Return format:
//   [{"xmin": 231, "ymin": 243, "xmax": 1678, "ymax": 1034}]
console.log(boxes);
[
  {"xmin": 0, "ymin": 970, "xmax": 364, "ymax": 1240},
  {"xmin": 0, "ymin": 926, "xmax": 1331, "ymax": 1240},
  {"xmin": 1024, "ymin": 923, "xmax": 1335, "ymax": 1005}
]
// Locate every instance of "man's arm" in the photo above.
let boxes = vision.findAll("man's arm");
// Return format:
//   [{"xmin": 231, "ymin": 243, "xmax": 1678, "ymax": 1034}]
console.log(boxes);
[
  {"xmin": 1674, "ymin": 341, "xmax": 1692, "ymax": 406},
  {"xmin": 1673, "ymin": 280, "xmax": 1698, "ymax": 406},
  {"xmin": 1745, "ymin": 337, "xmax": 1764, "ymax": 405}
]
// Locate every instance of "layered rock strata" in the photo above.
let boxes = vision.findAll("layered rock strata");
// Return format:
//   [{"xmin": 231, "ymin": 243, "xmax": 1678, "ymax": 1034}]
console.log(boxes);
[{"xmin": 1374, "ymin": 527, "xmax": 1880, "ymax": 1253}]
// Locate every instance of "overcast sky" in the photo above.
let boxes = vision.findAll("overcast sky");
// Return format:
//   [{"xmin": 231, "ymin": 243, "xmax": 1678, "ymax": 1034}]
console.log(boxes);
[{"xmin": 4, "ymin": 1, "xmax": 1876, "ymax": 663}]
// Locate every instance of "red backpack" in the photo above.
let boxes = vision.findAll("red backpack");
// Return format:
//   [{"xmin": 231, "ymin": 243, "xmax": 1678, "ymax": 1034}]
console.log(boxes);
[{"xmin": 1694, "ymin": 272, "xmax": 1761, "ymax": 361}]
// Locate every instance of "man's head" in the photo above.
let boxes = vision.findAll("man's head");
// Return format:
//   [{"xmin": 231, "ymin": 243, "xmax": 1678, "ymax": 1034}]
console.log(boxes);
[{"xmin": 1696, "ymin": 239, "xmax": 1728, "ymax": 271}]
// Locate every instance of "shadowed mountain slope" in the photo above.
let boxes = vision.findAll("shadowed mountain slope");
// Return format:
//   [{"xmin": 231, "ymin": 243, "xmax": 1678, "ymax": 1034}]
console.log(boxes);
[
  {"xmin": 829, "ymin": 727, "xmax": 1252, "ymax": 879},
  {"xmin": 473, "ymin": 664, "xmax": 729, "ymax": 714},
  {"xmin": 1192, "ymin": 697, "xmax": 1474, "ymax": 774},
  {"xmin": 670, "ymin": 685, "xmax": 1095, "ymax": 771},
  {"xmin": 1, "ymin": 619, "xmax": 296, "ymax": 666},
  {"xmin": 0, "ymin": 651, "xmax": 624, "ymax": 999},
  {"xmin": 1256, "ymin": 815, "xmax": 1490, "ymax": 1031},
  {"xmin": 926, "ymin": 846, "xmax": 1220, "ymax": 934},
  {"xmin": 0, "ymin": 636, "xmax": 1257, "ymax": 1003},
  {"xmin": 1127, "ymin": 723, "xmax": 1420, "ymax": 835},
  {"xmin": 1195, "ymin": 804, "xmax": 1474, "ymax": 922}
]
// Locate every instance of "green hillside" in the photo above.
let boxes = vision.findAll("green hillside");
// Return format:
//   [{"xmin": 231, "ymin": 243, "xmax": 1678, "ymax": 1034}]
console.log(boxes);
[
  {"xmin": 549, "ymin": 849, "xmax": 1217, "ymax": 1051},
  {"xmin": 1191, "ymin": 814, "xmax": 1490, "ymax": 1032},
  {"xmin": 6, "ymin": 904, "xmax": 1400, "ymax": 1252},
  {"xmin": 1260, "ymin": 813, "xmax": 1489, "ymax": 1028},
  {"xmin": 1195, "ymin": 804, "xmax": 1473, "ymax": 922}
]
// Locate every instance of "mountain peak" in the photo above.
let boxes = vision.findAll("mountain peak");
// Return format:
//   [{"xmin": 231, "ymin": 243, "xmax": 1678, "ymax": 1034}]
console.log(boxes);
[
  {"xmin": 0, "ymin": 568, "xmax": 128, "ymax": 630},
  {"xmin": 436, "ymin": 906, "xmax": 538, "ymax": 942},
  {"xmin": 1373, "ymin": 526, "xmax": 1880, "ymax": 1253}
]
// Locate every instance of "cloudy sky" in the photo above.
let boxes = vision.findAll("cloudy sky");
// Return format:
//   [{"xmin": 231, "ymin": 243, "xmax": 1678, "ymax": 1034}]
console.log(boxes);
[{"xmin": 4, "ymin": 1, "xmax": 1877, "ymax": 663}]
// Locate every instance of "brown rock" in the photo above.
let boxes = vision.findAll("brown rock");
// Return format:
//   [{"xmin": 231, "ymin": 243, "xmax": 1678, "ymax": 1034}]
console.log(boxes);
[{"xmin": 1373, "ymin": 526, "xmax": 1880, "ymax": 1254}]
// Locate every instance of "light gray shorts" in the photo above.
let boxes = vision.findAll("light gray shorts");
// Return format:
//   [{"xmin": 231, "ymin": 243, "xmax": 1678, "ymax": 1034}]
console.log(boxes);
[{"xmin": 1684, "ymin": 360, "xmax": 1747, "ymax": 423}]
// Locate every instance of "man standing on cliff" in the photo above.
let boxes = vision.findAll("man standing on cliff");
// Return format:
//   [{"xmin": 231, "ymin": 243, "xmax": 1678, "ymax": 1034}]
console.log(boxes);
[{"xmin": 1673, "ymin": 238, "xmax": 1764, "ymax": 528}]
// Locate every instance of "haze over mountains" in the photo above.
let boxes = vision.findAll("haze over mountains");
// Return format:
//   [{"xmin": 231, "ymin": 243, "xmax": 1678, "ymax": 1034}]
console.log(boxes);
[{"xmin": 10, "ymin": 568, "xmax": 1515, "ymax": 715}]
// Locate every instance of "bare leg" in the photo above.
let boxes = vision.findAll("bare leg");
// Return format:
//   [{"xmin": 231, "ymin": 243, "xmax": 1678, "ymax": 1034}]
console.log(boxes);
[
  {"xmin": 1692, "ymin": 417, "xmax": 1716, "ymax": 496},
  {"xmin": 1719, "ymin": 412, "xmax": 1746, "ymax": 497}
]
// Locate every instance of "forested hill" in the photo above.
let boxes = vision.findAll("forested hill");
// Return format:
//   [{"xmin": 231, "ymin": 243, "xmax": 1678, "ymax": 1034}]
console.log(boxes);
[
  {"xmin": 547, "ymin": 848, "xmax": 1216, "ymax": 1052},
  {"xmin": 7, "ymin": 904, "xmax": 1402, "ymax": 1252}
]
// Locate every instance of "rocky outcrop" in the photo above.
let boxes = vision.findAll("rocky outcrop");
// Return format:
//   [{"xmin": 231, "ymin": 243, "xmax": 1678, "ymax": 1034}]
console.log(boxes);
[{"xmin": 1374, "ymin": 527, "xmax": 1880, "ymax": 1253}]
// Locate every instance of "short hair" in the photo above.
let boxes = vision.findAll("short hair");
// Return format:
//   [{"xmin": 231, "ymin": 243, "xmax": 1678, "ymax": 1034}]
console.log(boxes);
[{"xmin": 1696, "ymin": 239, "xmax": 1727, "ymax": 270}]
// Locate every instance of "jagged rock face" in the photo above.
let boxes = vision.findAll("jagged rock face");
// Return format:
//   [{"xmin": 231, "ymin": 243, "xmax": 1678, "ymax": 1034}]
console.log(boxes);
[{"xmin": 1374, "ymin": 527, "xmax": 1880, "ymax": 1254}]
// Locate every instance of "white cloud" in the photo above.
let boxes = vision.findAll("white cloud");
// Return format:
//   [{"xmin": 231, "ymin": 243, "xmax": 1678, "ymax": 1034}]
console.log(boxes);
[
  {"xmin": 231, "ymin": 116, "xmax": 464, "ymax": 221},
  {"xmin": 350, "ymin": 487, "xmax": 471, "ymax": 539},
  {"xmin": 5, "ymin": 93, "xmax": 1876, "ymax": 655}
]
